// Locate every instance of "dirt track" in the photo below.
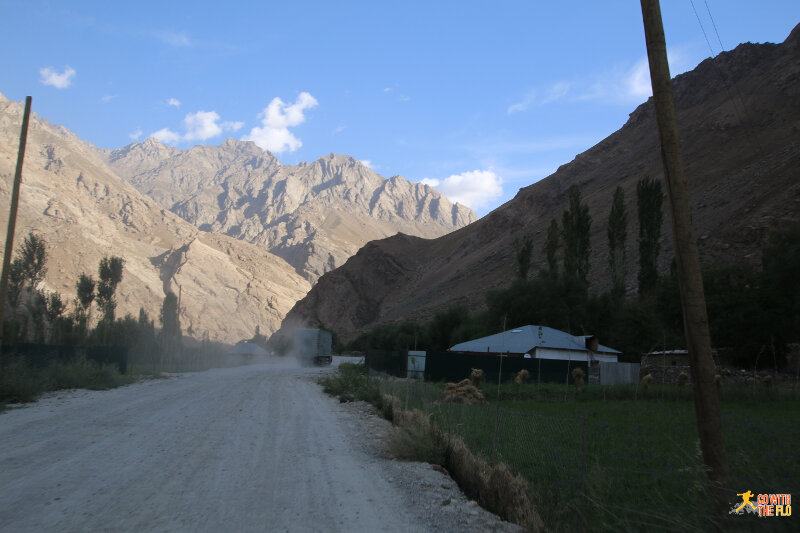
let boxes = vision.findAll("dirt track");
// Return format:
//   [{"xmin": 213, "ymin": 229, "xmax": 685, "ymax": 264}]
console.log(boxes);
[{"xmin": 0, "ymin": 361, "xmax": 521, "ymax": 533}]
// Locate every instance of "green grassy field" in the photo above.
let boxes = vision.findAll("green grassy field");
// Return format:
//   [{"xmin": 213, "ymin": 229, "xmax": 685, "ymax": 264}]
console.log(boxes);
[{"xmin": 380, "ymin": 379, "xmax": 799, "ymax": 532}]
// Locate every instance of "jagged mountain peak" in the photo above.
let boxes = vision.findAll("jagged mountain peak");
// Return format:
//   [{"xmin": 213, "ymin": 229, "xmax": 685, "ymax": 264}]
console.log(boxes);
[
  {"xmin": 106, "ymin": 141, "xmax": 477, "ymax": 281},
  {"xmin": 109, "ymin": 137, "xmax": 180, "ymax": 166}
]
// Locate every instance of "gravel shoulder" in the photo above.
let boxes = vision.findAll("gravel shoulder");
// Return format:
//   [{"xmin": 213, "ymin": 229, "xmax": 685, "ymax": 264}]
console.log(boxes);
[{"xmin": 0, "ymin": 361, "xmax": 521, "ymax": 533}]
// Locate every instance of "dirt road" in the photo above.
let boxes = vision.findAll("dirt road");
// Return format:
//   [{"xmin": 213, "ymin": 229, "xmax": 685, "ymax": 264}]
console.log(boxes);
[{"xmin": 0, "ymin": 362, "xmax": 520, "ymax": 533}]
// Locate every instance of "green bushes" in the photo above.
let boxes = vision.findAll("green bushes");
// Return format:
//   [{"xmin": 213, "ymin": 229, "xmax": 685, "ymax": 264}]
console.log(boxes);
[
  {"xmin": 0, "ymin": 357, "xmax": 41, "ymax": 403},
  {"xmin": 0, "ymin": 355, "xmax": 133, "ymax": 406}
]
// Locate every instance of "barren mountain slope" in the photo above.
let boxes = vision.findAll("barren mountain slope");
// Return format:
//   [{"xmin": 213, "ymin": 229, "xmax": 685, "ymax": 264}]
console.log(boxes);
[
  {"xmin": 107, "ymin": 141, "xmax": 477, "ymax": 281},
  {"xmin": 0, "ymin": 94, "xmax": 310, "ymax": 343},
  {"xmin": 284, "ymin": 25, "xmax": 800, "ymax": 342}
]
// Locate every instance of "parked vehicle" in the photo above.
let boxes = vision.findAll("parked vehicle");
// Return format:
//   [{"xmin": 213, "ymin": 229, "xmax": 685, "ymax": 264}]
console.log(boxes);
[{"xmin": 293, "ymin": 328, "xmax": 333, "ymax": 366}]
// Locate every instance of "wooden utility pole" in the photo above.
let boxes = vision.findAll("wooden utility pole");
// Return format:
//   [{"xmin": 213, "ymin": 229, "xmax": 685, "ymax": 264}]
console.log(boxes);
[
  {"xmin": 0, "ymin": 96, "xmax": 33, "ymax": 348},
  {"xmin": 639, "ymin": 0, "xmax": 729, "ymax": 490}
]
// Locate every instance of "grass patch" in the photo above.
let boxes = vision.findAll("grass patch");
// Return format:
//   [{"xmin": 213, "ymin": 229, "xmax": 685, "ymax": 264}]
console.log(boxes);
[
  {"xmin": 321, "ymin": 368, "xmax": 799, "ymax": 530},
  {"xmin": 381, "ymin": 378, "xmax": 799, "ymax": 532}
]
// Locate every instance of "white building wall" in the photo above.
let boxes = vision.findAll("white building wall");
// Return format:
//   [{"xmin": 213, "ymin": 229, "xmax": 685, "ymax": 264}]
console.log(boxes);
[{"xmin": 534, "ymin": 348, "xmax": 618, "ymax": 363}]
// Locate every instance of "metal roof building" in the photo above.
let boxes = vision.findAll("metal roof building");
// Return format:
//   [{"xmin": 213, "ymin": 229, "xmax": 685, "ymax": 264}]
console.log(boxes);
[
  {"xmin": 449, "ymin": 325, "xmax": 620, "ymax": 363},
  {"xmin": 227, "ymin": 342, "xmax": 269, "ymax": 356}
]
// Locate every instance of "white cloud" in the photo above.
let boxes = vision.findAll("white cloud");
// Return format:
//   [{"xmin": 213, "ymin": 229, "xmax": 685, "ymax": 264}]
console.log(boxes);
[
  {"xmin": 183, "ymin": 110, "xmax": 223, "ymax": 141},
  {"xmin": 156, "ymin": 30, "xmax": 192, "ymax": 47},
  {"xmin": 581, "ymin": 49, "xmax": 693, "ymax": 104},
  {"xmin": 129, "ymin": 127, "xmax": 143, "ymax": 141},
  {"xmin": 507, "ymin": 93, "xmax": 536, "ymax": 115},
  {"xmin": 243, "ymin": 92, "xmax": 318, "ymax": 153},
  {"xmin": 167, "ymin": 97, "xmax": 181, "ymax": 108},
  {"xmin": 508, "ymin": 49, "xmax": 695, "ymax": 110},
  {"xmin": 508, "ymin": 82, "xmax": 571, "ymax": 114},
  {"xmin": 221, "ymin": 120, "xmax": 244, "ymax": 132},
  {"xmin": 421, "ymin": 170, "xmax": 503, "ymax": 211},
  {"xmin": 151, "ymin": 128, "xmax": 181, "ymax": 144},
  {"xmin": 625, "ymin": 58, "xmax": 653, "ymax": 100},
  {"xmin": 543, "ymin": 82, "xmax": 571, "ymax": 104},
  {"xmin": 39, "ymin": 66, "xmax": 76, "ymax": 89},
  {"xmin": 360, "ymin": 160, "xmax": 375, "ymax": 169},
  {"xmin": 152, "ymin": 110, "xmax": 244, "ymax": 145},
  {"xmin": 101, "ymin": 94, "xmax": 114, "ymax": 103}
]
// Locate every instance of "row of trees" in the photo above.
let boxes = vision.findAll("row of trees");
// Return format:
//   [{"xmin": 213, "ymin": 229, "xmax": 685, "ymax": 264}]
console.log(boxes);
[
  {"xmin": 349, "ymin": 182, "xmax": 800, "ymax": 368},
  {"xmin": 527, "ymin": 179, "xmax": 664, "ymax": 297},
  {"xmin": 2, "ymin": 233, "xmax": 182, "ymax": 356}
]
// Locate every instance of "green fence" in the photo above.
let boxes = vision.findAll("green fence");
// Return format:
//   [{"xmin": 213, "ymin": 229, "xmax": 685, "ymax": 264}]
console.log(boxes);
[{"xmin": 365, "ymin": 349, "xmax": 587, "ymax": 384}]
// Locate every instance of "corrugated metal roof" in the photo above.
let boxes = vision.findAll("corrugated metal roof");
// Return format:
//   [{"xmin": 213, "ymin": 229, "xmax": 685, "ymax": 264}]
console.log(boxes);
[
  {"xmin": 449, "ymin": 325, "xmax": 621, "ymax": 354},
  {"xmin": 228, "ymin": 342, "xmax": 269, "ymax": 355}
]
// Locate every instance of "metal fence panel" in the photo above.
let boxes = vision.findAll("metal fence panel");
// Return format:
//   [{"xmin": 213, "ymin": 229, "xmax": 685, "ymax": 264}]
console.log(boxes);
[{"xmin": 599, "ymin": 362, "xmax": 640, "ymax": 385}]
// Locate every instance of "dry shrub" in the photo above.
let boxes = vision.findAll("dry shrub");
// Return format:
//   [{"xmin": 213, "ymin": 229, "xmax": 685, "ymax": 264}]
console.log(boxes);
[
  {"xmin": 640, "ymin": 373, "xmax": 653, "ymax": 393},
  {"xmin": 444, "ymin": 434, "xmax": 545, "ymax": 532},
  {"xmin": 677, "ymin": 372, "xmax": 688, "ymax": 388},
  {"xmin": 761, "ymin": 375, "xmax": 773, "ymax": 389},
  {"xmin": 470, "ymin": 368, "xmax": 484, "ymax": 389},
  {"xmin": 381, "ymin": 394, "xmax": 400, "ymax": 422},
  {"xmin": 514, "ymin": 369, "xmax": 530, "ymax": 386},
  {"xmin": 571, "ymin": 367, "xmax": 585, "ymax": 389},
  {"xmin": 384, "ymin": 408, "xmax": 445, "ymax": 465},
  {"xmin": 441, "ymin": 379, "xmax": 486, "ymax": 404}
]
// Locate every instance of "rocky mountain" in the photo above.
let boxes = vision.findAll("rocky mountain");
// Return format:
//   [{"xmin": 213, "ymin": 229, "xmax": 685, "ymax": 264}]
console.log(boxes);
[
  {"xmin": 0, "ymin": 93, "xmax": 310, "ymax": 344},
  {"xmin": 105, "ymin": 141, "xmax": 477, "ymax": 281},
  {"xmin": 283, "ymin": 24, "xmax": 800, "ymax": 342}
]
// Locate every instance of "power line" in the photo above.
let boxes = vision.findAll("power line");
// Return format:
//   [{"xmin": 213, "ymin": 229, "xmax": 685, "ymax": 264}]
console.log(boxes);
[
  {"xmin": 705, "ymin": 0, "xmax": 726, "ymax": 52},
  {"xmin": 689, "ymin": 0, "xmax": 717, "ymax": 56},
  {"xmin": 687, "ymin": 0, "xmax": 766, "ymax": 158}
]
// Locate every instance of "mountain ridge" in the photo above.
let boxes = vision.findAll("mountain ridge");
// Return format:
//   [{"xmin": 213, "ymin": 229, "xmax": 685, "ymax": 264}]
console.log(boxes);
[
  {"xmin": 0, "ymin": 93, "xmax": 310, "ymax": 344},
  {"xmin": 106, "ymin": 139, "xmax": 477, "ymax": 281},
  {"xmin": 0, "ymin": 92, "xmax": 476, "ymax": 342}
]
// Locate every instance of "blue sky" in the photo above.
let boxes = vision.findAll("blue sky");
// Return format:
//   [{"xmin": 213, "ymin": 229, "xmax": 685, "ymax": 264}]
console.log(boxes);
[{"xmin": 1, "ymin": 1, "xmax": 797, "ymax": 216}]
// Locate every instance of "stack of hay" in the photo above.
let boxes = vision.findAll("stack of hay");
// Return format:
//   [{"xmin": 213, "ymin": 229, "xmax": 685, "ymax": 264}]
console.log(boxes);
[{"xmin": 441, "ymin": 368, "xmax": 487, "ymax": 404}]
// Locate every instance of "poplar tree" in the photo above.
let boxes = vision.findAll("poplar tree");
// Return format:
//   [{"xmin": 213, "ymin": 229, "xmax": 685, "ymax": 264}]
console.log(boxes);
[
  {"xmin": 159, "ymin": 290, "xmax": 182, "ymax": 358},
  {"xmin": 637, "ymin": 177, "xmax": 664, "ymax": 296},
  {"xmin": 607, "ymin": 186, "xmax": 628, "ymax": 297},
  {"xmin": 546, "ymin": 219, "xmax": 559, "ymax": 274},
  {"xmin": 561, "ymin": 185, "xmax": 592, "ymax": 283},
  {"xmin": 96, "ymin": 256, "xmax": 124, "ymax": 325},
  {"xmin": 513, "ymin": 234, "xmax": 533, "ymax": 279}
]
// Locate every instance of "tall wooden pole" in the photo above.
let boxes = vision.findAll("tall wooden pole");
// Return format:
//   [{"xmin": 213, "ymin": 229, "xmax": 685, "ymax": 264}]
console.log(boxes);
[
  {"xmin": 640, "ymin": 1, "xmax": 729, "ymax": 489},
  {"xmin": 0, "ymin": 96, "xmax": 33, "ymax": 348}
]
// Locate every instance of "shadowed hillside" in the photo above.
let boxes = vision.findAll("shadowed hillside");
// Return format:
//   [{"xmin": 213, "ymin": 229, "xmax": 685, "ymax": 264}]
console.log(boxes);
[{"xmin": 283, "ymin": 24, "xmax": 800, "ymax": 342}]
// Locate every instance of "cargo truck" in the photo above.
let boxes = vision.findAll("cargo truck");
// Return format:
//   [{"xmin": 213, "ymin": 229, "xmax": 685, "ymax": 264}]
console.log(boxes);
[{"xmin": 293, "ymin": 328, "xmax": 333, "ymax": 366}]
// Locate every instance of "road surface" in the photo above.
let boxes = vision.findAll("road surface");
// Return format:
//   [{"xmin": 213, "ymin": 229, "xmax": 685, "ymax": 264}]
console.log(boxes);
[
  {"xmin": 0, "ymin": 361, "xmax": 521, "ymax": 533},
  {"xmin": 0, "ymin": 362, "xmax": 425, "ymax": 532}
]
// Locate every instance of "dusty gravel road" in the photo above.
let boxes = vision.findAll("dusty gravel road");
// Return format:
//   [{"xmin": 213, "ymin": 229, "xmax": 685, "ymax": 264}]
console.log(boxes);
[{"xmin": 0, "ymin": 361, "xmax": 521, "ymax": 533}]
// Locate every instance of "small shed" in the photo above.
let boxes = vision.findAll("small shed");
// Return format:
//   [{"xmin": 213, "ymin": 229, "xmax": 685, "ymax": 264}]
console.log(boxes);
[
  {"xmin": 449, "ymin": 325, "xmax": 620, "ymax": 362},
  {"xmin": 640, "ymin": 350, "xmax": 692, "ymax": 384},
  {"xmin": 228, "ymin": 343, "xmax": 269, "ymax": 356}
]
